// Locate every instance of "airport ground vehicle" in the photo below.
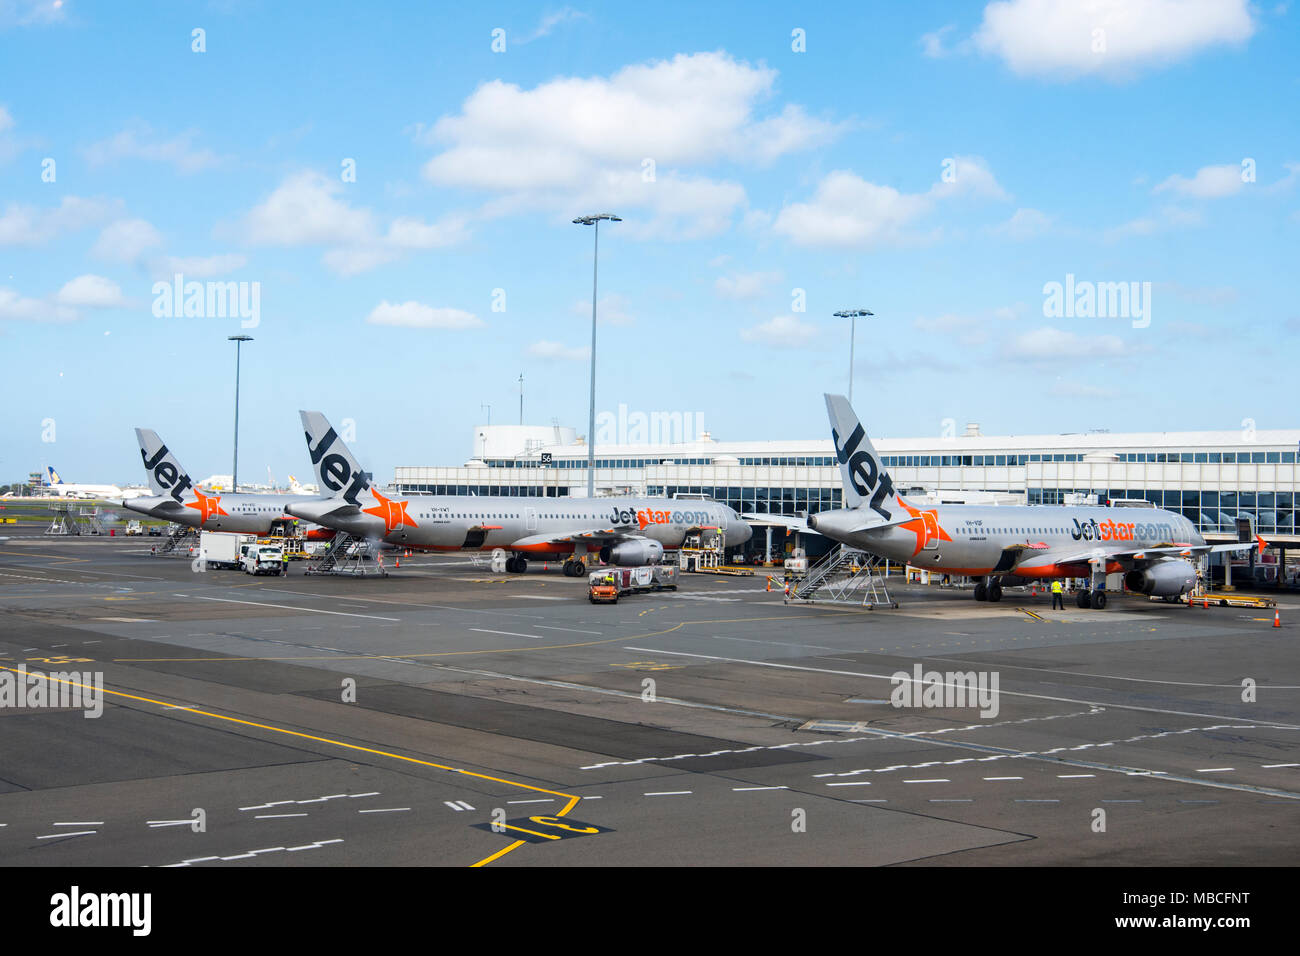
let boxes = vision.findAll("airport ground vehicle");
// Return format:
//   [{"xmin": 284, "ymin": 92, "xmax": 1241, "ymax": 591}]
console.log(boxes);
[
  {"xmin": 242, "ymin": 543, "xmax": 285, "ymax": 575},
  {"xmin": 588, "ymin": 565, "xmax": 678, "ymax": 604},
  {"xmin": 199, "ymin": 531, "xmax": 256, "ymax": 570},
  {"xmin": 125, "ymin": 520, "xmax": 143, "ymax": 535}
]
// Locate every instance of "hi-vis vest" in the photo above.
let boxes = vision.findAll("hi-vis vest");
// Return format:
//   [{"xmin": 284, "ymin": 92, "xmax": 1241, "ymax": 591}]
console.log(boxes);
[{"xmin": 1051, "ymin": 581, "xmax": 1063, "ymax": 593}]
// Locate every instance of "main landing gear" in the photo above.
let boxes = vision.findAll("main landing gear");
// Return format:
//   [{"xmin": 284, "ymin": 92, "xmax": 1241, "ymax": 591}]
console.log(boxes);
[
  {"xmin": 562, "ymin": 559, "xmax": 586, "ymax": 577},
  {"xmin": 505, "ymin": 555, "xmax": 528, "ymax": 573},
  {"xmin": 973, "ymin": 576, "xmax": 1003, "ymax": 602},
  {"xmin": 1075, "ymin": 588, "xmax": 1106, "ymax": 609}
]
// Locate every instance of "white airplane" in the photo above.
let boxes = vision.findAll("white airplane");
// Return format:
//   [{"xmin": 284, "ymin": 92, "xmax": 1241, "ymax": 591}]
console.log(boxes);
[
  {"xmin": 43, "ymin": 466, "xmax": 148, "ymax": 500},
  {"xmin": 121, "ymin": 429, "xmax": 331, "ymax": 537},
  {"xmin": 801, "ymin": 395, "xmax": 1266, "ymax": 609},
  {"xmin": 287, "ymin": 411, "xmax": 752, "ymax": 575}
]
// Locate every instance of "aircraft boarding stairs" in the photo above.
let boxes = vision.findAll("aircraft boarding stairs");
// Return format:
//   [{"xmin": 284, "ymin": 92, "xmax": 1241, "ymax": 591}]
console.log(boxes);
[
  {"xmin": 303, "ymin": 532, "xmax": 388, "ymax": 577},
  {"xmin": 788, "ymin": 544, "xmax": 897, "ymax": 609},
  {"xmin": 153, "ymin": 525, "xmax": 197, "ymax": 555},
  {"xmin": 44, "ymin": 503, "xmax": 106, "ymax": 536}
]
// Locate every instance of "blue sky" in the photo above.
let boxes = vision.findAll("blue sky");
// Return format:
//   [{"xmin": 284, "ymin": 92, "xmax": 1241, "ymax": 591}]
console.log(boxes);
[{"xmin": 2, "ymin": 0, "xmax": 1296, "ymax": 485}]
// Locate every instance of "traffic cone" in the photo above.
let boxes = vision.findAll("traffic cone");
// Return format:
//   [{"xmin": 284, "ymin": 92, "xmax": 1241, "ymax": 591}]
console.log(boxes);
[
  {"xmin": 395, "ymin": 556, "xmax": 400, "ymax": 568},
  {"xmin": 1273, "ymin": 609, "xmax": 1281, "ymax": 628},
  {"xmin": 765, "ymin": 577, "xmax": 771, "ymax": 592}
]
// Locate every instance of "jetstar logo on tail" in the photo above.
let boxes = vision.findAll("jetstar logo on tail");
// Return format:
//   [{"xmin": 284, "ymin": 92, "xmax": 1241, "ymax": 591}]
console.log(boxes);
[
  {"xmin": 362, "ymin": 488, "xmax": 417, "ymax": 533},
  {"xmin": 833, "ymin": 421, "xmax": 895, "ymax": 521},
  {"xmin": 185, "ymin": 489, "xmax": 228, "ymax": 523},
  {"xmin": 306, "ymin": 425, "xmax": 371, "ymax": 505},
  {"xmin": 140, "ymin": 442, "xmax": 195, "ymax": 503}
]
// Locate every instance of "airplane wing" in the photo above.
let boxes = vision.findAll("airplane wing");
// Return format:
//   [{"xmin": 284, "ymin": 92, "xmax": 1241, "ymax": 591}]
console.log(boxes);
[
  {"xmin": 744, "ymin": 512, "xmax": 913, "ymax": 536},
  {"xmin": 510, "ymin": 527, "xmax": 637, "ymax": 548},
  {"xmin": 287, "ymin": 499, "xmax": 363, "ymax": 523},
  {"xmin": 743, "ymin": 513, "xmax": 812, "ymax": 533}
]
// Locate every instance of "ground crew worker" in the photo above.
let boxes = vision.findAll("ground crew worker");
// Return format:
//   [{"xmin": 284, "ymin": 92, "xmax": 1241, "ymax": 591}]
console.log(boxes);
[
  {"xmin": 1051, "ymin": 579, "xmax": 1065, "ymax": 610},
  {"xmin": 282, "ymin": 550, "xmax": 290, "ymax": 576}
]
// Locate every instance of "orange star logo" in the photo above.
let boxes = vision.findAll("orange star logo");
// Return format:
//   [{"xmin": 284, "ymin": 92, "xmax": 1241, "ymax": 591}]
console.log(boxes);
[
  {"xmin": 896, "ymin": 497, "xmax": 952, "ymax": 557},
  {"xmin": 362, "ymin": 488, "xmax": 418, "ymax": 533},
  {"xmin": 185, "ymin": 489, "xmax": 228, "ymax": 523}
]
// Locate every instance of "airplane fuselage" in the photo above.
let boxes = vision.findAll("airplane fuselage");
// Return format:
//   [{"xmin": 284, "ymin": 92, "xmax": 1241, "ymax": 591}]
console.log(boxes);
[
  {"xmin": 123, "ymin": 493, "xmax": 315, "ymax": 534},
  {"xmin": 809, "ymin": 504, "xmax": 1202, "ymax": 578},
  {"xmin": 288, "ymin": 494, "xmax": 751, "ymax": 556}
]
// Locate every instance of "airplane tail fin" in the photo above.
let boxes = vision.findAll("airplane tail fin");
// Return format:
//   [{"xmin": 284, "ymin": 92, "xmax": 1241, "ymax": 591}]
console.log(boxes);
[
  {"xmin": 824, "ymin": 394, "xmax": 906, "ymax": 520},
  {"xmin": 47, "ymin": 466, "xmax": 62, "ymax": 485},
  {"xmin": 301, "ymin": 411, "xmax": 370, "ymax": 500},
  {"xmin": 135, "ymin": 428, "xmax": 193, "ymax": 497}
]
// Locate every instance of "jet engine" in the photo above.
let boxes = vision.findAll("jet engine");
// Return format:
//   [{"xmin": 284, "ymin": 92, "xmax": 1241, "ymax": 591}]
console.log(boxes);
[
  {"xmin": 601, "ymin": 538, "xmax": 664, "ymax": 566},
  {"xmin": 1124, "ymin": 560, "xmax": 1195, "ymax": 597}
]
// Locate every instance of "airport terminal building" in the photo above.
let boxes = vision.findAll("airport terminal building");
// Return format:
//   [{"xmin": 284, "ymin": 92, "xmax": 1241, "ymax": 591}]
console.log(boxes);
[{"xmin": 393, "ymin": 422, "xmax": 1300, "ymax": 575}]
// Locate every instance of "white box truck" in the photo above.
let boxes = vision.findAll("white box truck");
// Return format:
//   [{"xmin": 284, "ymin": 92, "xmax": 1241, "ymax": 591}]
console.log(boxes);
[{"xmin": 199, "ymin": 531, "xmax": 255, "ymax": 570}]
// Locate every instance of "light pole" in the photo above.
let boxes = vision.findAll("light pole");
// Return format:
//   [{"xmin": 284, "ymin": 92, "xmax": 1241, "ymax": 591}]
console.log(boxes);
[
  {"xmin": 834, "ymin": 309, "xmax": 873, "ymax": 404},
  {"xmin": 573, "ymin": 213, "xmax": 621, "ymax": 497},
  {"xmin": 228, "ymin": 335, "xmax": 253, "ymax": 491}
]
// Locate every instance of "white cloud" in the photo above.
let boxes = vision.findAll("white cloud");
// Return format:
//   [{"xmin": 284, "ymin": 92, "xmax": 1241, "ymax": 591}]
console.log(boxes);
[
  {"xmin": 931, "ymin": 156, "xmax": 1011, "ymax": 201},
  {"xmin": 91, "ymin": 218, "xmax": 162, "ymax": 264},
  {"xmin": 421, "ymin": 52, "xmax": 841, "ymax": 239},
  {"xmin": 714, "ymin": 270, "xmax": 781, "ymax": 300},
  {"xmin": 385, "ymin": 215, "xmax": 470, "ymax": 249},
  {"xmin": 740, "ymin": 314, "xmax": 818, "ymax": 347},
  {"xmin": 1265, "ymin": 160, "xmax": 1300, "ymax": 194},
  {"xmin": 772, "ymin": 172, "xmax": 933, "ymax": 248},
  {"xmin": 773, "ymin": 157, "xmax": 1008, "ymax": 248},
  {"xmin": 973, "ymin": 0, "xmax": 1257, "ymax": 80},
  {"xmin": 244, "ymin": 171, "xmax": 470, "ymax": 274},
  {"xmin": 1105, "ymin": 204, "xmax": 1202, "ymax": 240},
  {"xmin": 1008, "ymin": 326, "xmax": 1126, "ymax": 360},
  {"xmin": 0, "ymin": 105, "xmax": 36, "ymax": 162},
  {"xmin": 1153, "ymin": 163, "xmax": 1246, "ymax": 199},
  {"xmin": 246, "ymin": 171, "xmax": 376, "ymax": 246},
  {"xmin": 54, "ymin": 274, "xmax": 126, "ymax": 308},
  {"xmin": 0, "ymin": 1, "xmax": 68, "ymax": 27},
  {"xmin": 0, "ymin": 196, "xmax": 117, "ymax": 245},
  {"xmin": 0, "ymin": 286, "xmax": 77, "ymax": 323},
  {"xmin": 528, "ymin": 340, "xmax": 590, "ymax": 361},
  {"xmin": 921, "ymin": 24, "xmax": 957, "ymax": 57},
  {"xmin": 991, "ymin": 207, "xmax": 1052, "ymax": 239},
  {"xmin": 364, "ymin": 300, "xmax": 483, "ymax": 330},
  {"xmin": 84, "ymin": 124, "xmax": 222, "ymax": 174},
  {"xmin": 515, "ymin": 6, "xmax": 588, "ymax": 44}
]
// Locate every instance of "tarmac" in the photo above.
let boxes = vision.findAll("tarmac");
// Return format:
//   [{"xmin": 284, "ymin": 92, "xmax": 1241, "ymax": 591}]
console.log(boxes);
[{"xmin": 1, "ymin": 529, "xmax": 1296, "ymax": 866}]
